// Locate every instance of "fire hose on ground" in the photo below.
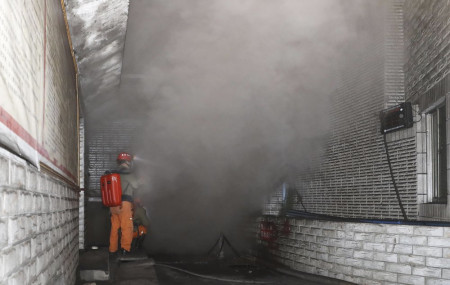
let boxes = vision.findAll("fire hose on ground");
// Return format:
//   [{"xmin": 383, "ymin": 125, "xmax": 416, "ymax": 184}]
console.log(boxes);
[{"xmin": 154, "ymin": 263, "xmax": 273, "ymax": 284}]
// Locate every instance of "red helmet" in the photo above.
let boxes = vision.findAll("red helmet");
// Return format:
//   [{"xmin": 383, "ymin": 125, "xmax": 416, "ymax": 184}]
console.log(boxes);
[{"xmin": 117, "ymin": 152, "xmax": 133, "ymax": 162}]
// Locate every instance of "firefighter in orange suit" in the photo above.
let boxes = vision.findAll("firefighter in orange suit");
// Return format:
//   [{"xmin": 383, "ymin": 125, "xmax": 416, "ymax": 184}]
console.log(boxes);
[{"xmin": 109, "ymin": 152, "xmax": 140, "ymax": 256}]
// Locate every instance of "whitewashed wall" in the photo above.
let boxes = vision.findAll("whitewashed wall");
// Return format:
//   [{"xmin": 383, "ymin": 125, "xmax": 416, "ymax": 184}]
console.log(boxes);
[
  {"xmin": 0, "ymin": 1, "xmax": 80, "ymax": 284},
  {"xmin": 0, "ymin": 149, "xmax": 79, "ymax": 284},
  {"xmin": 257, "ymin": 217, "xmax": 450, "ymax": 285}
]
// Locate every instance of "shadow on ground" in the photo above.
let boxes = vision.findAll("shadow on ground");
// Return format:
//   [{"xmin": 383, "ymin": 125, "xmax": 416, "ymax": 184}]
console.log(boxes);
[{"xmin": 77, "ymin": 248, "xmax": 354, "ymax": 285}]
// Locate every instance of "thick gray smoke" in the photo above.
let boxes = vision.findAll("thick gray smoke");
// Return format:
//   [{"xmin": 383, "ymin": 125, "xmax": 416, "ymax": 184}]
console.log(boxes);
[{"xmin": 117, "ymin": 0, "xmax": 371, "ymax": 254}]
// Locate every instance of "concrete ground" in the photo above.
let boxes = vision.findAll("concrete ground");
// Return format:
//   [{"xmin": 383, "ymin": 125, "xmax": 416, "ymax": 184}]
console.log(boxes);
[{"xmin": 77, "ymin": 248, "xmax": 353, "ymax": 285}]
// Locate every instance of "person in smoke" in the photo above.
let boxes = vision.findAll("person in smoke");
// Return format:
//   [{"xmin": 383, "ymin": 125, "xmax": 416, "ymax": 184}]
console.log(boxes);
[
  {"xmin": 132, "ymin": 197, "xmax": 150, "ymax": 250},
  {"xmin": 109, "ymin": 152, "xmax": 140, "ymax": 256}
]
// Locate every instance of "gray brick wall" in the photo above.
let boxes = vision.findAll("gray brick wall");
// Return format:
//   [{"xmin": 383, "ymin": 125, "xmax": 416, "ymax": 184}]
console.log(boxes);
[
  {"xmin": 0, "ymin": 148, "xmax": 79, "ymax": 285},
  {"xmin": 385, "ymin": 0, "xmax": 406, "ymax": 107},
  {"xmin": 86, "ymin": 120, "xmax": 140, "ymax": 196},
  {"xmin": 285, "ymin": 0, "xmax": 418, "ymax": 220},
  {"xmin": 404, "ymin": 0, "xmax": 450, "ymax": 220},
  {"xmin": 256, "ymin": 217, "xmax": 450, "ymax": 285},
  {"xmin": 257, "ymin": 2, "xmax": 450, "ymax": 284},
  {"xmin": 404, "ymin": 0, "xmax": 450, "ymax": 104}
]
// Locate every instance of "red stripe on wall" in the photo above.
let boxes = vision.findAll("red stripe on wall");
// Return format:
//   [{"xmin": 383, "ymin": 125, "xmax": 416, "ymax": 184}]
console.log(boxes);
[
  {"xmin": 0, "ymin": 107, "xmax": 38, "ymax": 148},
  {"xmin": 0, "ymin": 106, "xmax": 77, "ymax": 182}
]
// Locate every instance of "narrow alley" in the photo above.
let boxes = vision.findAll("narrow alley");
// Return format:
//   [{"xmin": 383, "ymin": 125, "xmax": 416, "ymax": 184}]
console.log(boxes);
[{"xmin": 1, "ymin": 1, "xmax": 450, "ymax": 285}]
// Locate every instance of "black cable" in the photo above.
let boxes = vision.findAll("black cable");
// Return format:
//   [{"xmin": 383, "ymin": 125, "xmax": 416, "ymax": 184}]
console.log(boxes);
[
  {"xmin": 297, "ymin": 195, "xmax": 308, "ymax": 212},
  {"xmin": 155, "ymin": 263, "xmax": 273, "ymax": 284},
  {"xmin": 413, "ymin": 113, "xmax": 423, "ymax": 123},
  {"xmin": 383, "ymin": 134, "xmax": 408, "ymax": 221},
  {"xmin": 290, "ymin": 186, "xmax": 308, "ymax": 212}
]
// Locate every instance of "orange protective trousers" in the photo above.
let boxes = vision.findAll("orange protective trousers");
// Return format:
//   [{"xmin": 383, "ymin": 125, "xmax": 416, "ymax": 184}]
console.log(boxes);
[{"xmin": 109, "ymin": 201, "xmax": 133, "ymax": 252}]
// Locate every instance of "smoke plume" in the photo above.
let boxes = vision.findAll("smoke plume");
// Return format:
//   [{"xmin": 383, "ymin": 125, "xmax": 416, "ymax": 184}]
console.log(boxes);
[{"xmin": 115, "ymin": 0, "xmax": 371, "ymax": 254}]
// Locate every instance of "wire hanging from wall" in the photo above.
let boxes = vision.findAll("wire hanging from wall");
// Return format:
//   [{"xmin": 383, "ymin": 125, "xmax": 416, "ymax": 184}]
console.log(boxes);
[{"xmin": 382, "ymin": 134, "xmax": 408, "ymax": 221}]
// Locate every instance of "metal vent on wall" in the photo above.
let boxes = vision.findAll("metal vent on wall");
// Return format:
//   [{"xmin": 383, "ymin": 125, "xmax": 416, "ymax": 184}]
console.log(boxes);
[{"xmin": 380, "ymin": 102, "xmax": 413, "ymax": 134}]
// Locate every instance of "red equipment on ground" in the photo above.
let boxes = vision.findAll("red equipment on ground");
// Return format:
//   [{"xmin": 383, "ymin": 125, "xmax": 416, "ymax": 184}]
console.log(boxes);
[
  {"xmin": 280, "ymin": 218, "xmax": 291, "ymax": 235},
  {"xmin": 100, "ymin": 173, "xmax": 122, "ymax": 207},
  {"xmin": 260, "ymin": 220, "xmax": 278, "ymax": 242}
]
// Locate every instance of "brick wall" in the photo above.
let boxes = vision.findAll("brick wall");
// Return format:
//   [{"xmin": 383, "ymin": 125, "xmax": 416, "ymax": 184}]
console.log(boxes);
[
  {"xmin": 257, "ymin": 2, "xmax": 450, "ymax": 284},
  {"xmin": 404, "ymin": 0, "xmax": 450, "ymax": 104},
  {"xmin": 257, "ymin": 217, "xmax": 450, "ymax": 285},
  {"xmin": 79, "ymin": 118, "xmax": 85, "ymax": 249},
  {"xmin": 287, "ymin": 0, "xmax": 419, "ymax": 220},
  {"xmin": 0, "ymin": 0, "xmax": 80, "ymax": 283},
  {"xmin": 404, "ymin": 0, "xmax": 450, "ymax": 221},
  {"xmin": 0, "ymin": 148, "xmax": 79, "ymax": 284},
  {"xmin": 86, "ymin": 120, "xmax": 139, "ymax": 196},
  {"xmin": 385, "ymin": 0, "xmax": 406, "ymax": 107}
]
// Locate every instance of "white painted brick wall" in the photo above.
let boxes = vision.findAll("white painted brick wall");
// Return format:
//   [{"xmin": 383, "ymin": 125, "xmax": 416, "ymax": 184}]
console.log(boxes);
[
  {"xmin": 0, "ymin": 149, "xmax": 79, "ymax": 284},
  {"xmin": 257, "ymin": 217, "xmax": 450, "ymax": 285},
  {"xmin": 79, "ymin": 118, "xmax": 85, "ymax": 250}
]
